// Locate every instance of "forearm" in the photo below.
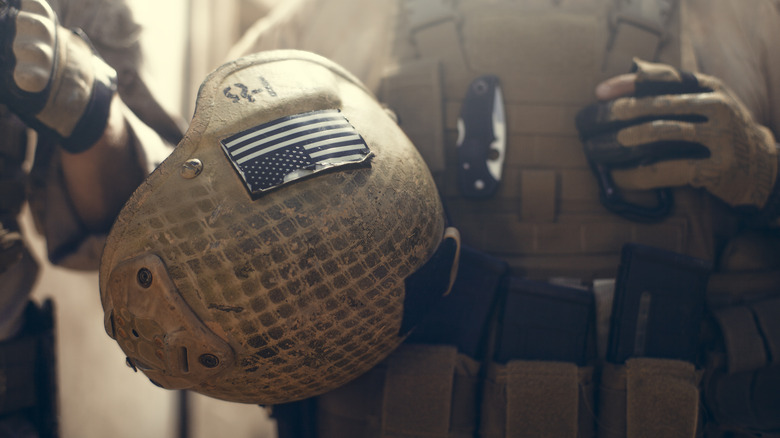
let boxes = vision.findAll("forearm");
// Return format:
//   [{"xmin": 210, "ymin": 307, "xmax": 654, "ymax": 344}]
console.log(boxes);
[{"xmin": 59, "ymin": 95, "xmax": 144, "ymax": 232}]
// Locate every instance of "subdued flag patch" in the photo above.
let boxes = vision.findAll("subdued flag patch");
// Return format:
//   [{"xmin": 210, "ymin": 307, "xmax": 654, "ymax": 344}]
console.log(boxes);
[{"xmin": 221, "ymin": 109, "xmax": 372, "ymax": 195}]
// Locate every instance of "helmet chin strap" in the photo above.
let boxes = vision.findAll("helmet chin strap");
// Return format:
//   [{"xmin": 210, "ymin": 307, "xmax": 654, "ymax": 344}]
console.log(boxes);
[{"xmin": 399, "ymin": 226, "xmax": 461, "ymax": 336}]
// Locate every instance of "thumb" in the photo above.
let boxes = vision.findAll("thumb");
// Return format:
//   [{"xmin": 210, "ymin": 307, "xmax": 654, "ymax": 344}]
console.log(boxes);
[{"xmin": 595, "ymin": 73, "xmax": 637, "ymax": 101}]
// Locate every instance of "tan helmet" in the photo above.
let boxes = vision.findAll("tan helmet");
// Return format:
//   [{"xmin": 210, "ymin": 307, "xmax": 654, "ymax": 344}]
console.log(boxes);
[{"xmin": 99, "ymin": 50, "xmax": 459, "ymax": 404}]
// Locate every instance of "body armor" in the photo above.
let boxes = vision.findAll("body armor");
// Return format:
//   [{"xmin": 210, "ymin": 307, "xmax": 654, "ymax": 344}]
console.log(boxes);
[
  {"xmin": 299, "ymin": 1, "xmax": 780, "ymax": 437},
  {"xmin": 381, "ymin": 0, "xmax": 720, "ymax": 282}
]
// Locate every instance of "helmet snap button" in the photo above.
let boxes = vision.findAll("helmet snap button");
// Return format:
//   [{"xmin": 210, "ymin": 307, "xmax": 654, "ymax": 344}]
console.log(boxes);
[
  {"xmin": 199, "ymin": 354, "xmax": 220, "ymax": 368},
  {"xmin": 137, "ymin": 268, "xmax": 153, "ymax": 288}
]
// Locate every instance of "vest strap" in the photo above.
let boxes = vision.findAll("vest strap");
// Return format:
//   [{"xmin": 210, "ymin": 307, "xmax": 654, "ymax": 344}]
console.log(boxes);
[
  {"xmin": 714, "ymin": 306, "xmax": 770, "ymax": 374},
  {"xmin": 380, "ymin": 60, "xmax": 446, "ymax": 174},
  {"xmin": 713, "ymin": 297, "xmax": 780, "ymax": 374},
  {"xmin": 603, "ymin": 0, "xmax": 678, "ymax": 77},
  {"xmin": 403, "ymin": 0, "xmax": 456, "ymax": 32}
]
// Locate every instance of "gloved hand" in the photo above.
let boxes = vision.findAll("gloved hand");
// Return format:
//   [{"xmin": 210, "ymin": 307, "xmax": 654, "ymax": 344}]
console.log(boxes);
[
  {"xmin": 0, "ymin": 0, "xmax": 117, "ymax": 153},
  {"xmin": 576, "ymin": 58, "xmax": 778, "ymax": 210}
]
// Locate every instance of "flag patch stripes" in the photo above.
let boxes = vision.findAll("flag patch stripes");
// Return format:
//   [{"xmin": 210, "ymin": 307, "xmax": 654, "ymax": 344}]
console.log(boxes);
[{"xmin": 220, "ymin": 109, "xmax": 372, "ymax": 195}]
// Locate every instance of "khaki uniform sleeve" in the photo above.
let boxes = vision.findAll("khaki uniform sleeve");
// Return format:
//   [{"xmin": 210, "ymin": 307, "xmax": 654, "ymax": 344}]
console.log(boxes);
[
  {"xmin": 27, "ymin": 0, "xmax": 182, "ymax": 270},
  {"xmin": 29, "ymin": 102, "xmax": 174, "ymax": 271}
]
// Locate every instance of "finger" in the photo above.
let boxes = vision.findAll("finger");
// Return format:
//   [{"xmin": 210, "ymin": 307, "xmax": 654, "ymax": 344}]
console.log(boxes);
[
  {"xmin": 20, "ymin": 0, "xmax": 51, "ymax": 16},
  {"xmin": 583, "ymin": 119, "xmax": 710, "ymax": 167},
  {"xmin": 631, "ymin": 58, "xmax": 711, "ymax": 97},
  {"xmin": 611, "ymin": 160, "xmax": 694, "ymax": 190},
  {"xmin": 12, "ymin": 4, "xmax": 55, "ymax": 92},
  {"xmin": 616, "ymin": 119, "xmax": 704, "ymax": 147},
  {"xmin": 577, "ymin": 92, "xmax": 713, "ymax": 141},
  {"xmin": 595, "ymin": 73, "xmax": 636, "ymax": 101},
  {"xmin": 586, "ymin": 140, "xmax": 709, "ymax": 170},
  {"xmin": 609, "ymin": 92, "xmax": 716, "ymax": 122},
  {"xmin": 14, "ymin": 5, "xmax": 55, "ymax": 42}
]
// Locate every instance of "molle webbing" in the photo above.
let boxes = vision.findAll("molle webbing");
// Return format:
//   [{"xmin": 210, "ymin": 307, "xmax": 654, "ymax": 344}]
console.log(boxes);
[
  {"xmin": 705, "ymin": 366, "xmax": 780, "ymax": 432},
  {"xmin": 712, "ymin": 297, "xmax": 780, "ymax": 375},
  {"xmin": 380, "ymin": 0, "xmax": 715, "ymax": 280},
  {"xmin": 480, "ymin": 361, "xmax": 595, "ymax": 438},
  {"xmin": 382, "ymin": 345, "xmax": 479, "ymax": 437},
  {"xmin": 315, "ymin": 344, "xmax": 481, "ymax": 438},
  {"xmin": 381, "ymin": 60, "xmax": 446, "ymax": 174},
  {"xmin": 602, "ymin": 0, "xmax": 681, "ymax": 79},
  {"xmin": 598, "ymin": 359, "xmax": 701, "ymax": 438}
]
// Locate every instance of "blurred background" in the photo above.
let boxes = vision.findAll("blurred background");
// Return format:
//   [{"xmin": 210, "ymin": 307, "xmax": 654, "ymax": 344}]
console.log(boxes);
[{"xmin": 23, "ymin": 0, "xmax": 284, "ymax": 436}]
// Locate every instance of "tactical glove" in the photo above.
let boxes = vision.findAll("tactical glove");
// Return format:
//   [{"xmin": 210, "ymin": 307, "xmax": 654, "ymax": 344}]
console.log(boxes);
[
  {"xmin": 0, "ymin": 0, "xmax": 117, "ymax": 153},
  {"xmin": 576, "ymin": 59, "xmax": 778, "ymax": 210}
]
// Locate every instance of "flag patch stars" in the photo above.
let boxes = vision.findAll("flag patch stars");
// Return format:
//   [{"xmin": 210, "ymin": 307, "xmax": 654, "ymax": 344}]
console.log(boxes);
[{"xmin": 220, "ymin": 109, "xmax": 372, "ymax": 195}]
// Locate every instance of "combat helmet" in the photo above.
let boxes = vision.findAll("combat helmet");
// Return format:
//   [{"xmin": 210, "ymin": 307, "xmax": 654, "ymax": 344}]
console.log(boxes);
[{"xmin": 98, "ymin": 50, "xmax": 459, "ymax": 404}]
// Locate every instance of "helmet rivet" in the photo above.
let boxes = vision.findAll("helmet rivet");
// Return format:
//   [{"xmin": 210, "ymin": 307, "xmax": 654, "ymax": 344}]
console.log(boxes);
[
  {"xmin": 199, "ymin": 354, "xmax": 220, "ymax": 368},
  {"xmin": 137, "ymin": 268, "xmax": 153, "ymax": 288},
  {"xmin": 181, "ymin": 159, "xmax": 203, "ymax": 179}
]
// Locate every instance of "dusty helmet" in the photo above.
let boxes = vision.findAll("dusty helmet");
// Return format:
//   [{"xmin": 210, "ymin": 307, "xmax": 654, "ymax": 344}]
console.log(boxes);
[{"xmin": 99, "ymin": 50, "xmax": 458, "ymax": 404}]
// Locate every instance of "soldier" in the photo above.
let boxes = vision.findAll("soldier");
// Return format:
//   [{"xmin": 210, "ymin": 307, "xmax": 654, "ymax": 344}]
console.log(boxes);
[
  {"xmin": 101, "ymin": 0, "xmax": 780, "ymax": 437},
  {"xmin": 0, "ymin": 0, "xmax": 182, "ymax": 435}
]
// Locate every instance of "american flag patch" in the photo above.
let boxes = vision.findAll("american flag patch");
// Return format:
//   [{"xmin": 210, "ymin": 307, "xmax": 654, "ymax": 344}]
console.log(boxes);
[{"xmin": 220, "ymin": 109, "xmax": 372, "ymax": 195}]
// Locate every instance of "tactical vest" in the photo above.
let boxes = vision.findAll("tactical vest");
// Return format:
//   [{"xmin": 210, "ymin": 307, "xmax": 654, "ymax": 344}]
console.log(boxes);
[
  {"xmin": 271, "ymin": 2, "xmax": 780, "ymax": 437},
  {"xmin": 379, "ymin": 0, "xmax": 718, "ymax": 282}
]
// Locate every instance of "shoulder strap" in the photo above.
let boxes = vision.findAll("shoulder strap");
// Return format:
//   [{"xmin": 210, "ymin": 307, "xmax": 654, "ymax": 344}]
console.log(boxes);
[{"xmin": 602, "ymin": 0, "xmax": 681, "ymax": 77}]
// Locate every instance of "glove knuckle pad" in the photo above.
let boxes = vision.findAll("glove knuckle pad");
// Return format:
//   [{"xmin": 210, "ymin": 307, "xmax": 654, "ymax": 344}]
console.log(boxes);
[
  {"xmin": 19, "ymin": 0, "xmax": 55, "ymax": 20},
  {"xmin": 11, "ymin": 40, "xmax": 53, "ymax": 93},
  {"xmin": 14, "ymin": 10, "xmax": 56, "ymax": 42},
  {"xmin": 12, "ymin": 37, "xmax": 54, "ymax": 63},
  {"xmin": 12, "ymin": 64, "xmax": 50, "ymax": 93}
]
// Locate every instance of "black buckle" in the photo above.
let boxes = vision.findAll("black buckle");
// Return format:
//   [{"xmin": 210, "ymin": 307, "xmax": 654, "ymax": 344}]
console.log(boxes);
[{"xmin": 590, "ymin": 160, "xmax": 673, "ymax": 223}]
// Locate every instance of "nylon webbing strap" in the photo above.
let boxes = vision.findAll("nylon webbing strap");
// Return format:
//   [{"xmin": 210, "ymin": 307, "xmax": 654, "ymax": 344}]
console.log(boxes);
[
  {"xmin": 380, "ymin": 60, "xmax": 446, "ymax": 174},
  {"xmin": 751, "ymin": 298, "xmax": 780, "ymax": 367},
  {"xmin": 382, "ymin": 344, "xmax": 457, "ymax": 436},
  {"xmin": 706, "ymin": 366, "xmax": 780, "ymax": 432},
  {"xmin": 603, "ymin": 0, "xmax": 679, "ymax": 78},
  {"xmin": 413, "ymin": 20, "xmax": 468, "ymax": 73},
  {"xmin": 403, "ymin": 0, "xmax": 456, "ymax": 32},
  {"xmin": 625, "ymin": 358, "xmax": 700, "ymax": 438},
  {"xmin": 715, "ymin": 306, "xmax": 768, "ymax": 373},
  {"xmin": 707, "ymin": 270, "xmax": 780, "ymax": 306}
]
